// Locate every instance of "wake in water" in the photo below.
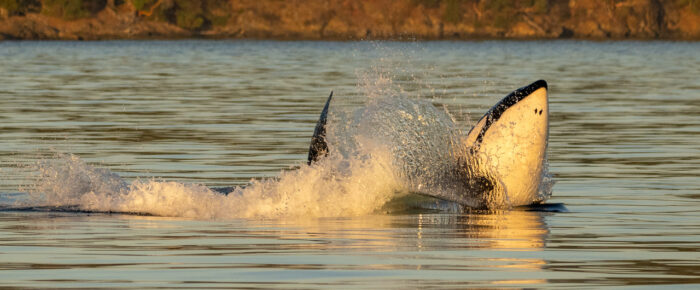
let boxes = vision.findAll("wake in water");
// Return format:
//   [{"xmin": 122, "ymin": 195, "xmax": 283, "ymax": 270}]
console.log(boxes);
[
  {"xmin": 8, "ymin": 90, "xmax": 552, "ymax": 219},
  {"xmin": 4, "ymin": 69, "xmax": 554, "ymax": 218},
  {"xmin": 11, "ymin": 95, "xmax": 464, "ymax": 218},
  {"xmin": 13, "ymin": 147, "xmax": 401, "ymax": 219}
]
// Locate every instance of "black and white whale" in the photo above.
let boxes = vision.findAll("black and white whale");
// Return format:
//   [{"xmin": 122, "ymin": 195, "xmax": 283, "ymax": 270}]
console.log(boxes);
[{"xmin": 307, "ymin": 80, "xmax": 559, "ymax": 210}]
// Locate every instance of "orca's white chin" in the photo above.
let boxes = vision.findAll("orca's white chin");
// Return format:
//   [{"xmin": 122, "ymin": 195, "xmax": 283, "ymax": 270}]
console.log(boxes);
[{"xmin": 464, "ymin": 80, "xmax": 549, "ymax": 207}]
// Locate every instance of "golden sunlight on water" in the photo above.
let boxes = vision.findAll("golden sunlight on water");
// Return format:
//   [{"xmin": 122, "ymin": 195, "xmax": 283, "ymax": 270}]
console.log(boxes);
[
  {"xmin": 0, "ymin": 210, "xmax": 553, "ymax": 287},
  {"xmin": 0, "ymin": 40, "xmax": 698, "ymax": 288}
]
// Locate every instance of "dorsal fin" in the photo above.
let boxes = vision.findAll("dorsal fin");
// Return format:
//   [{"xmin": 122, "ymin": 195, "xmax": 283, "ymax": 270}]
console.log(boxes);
[{"xmin": 307, "ymin": 91, "xmax": 333, "ymax": 165}]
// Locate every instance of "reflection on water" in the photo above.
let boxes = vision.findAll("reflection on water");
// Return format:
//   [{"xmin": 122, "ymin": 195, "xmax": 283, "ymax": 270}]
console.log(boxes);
[
  {"xmin": 0, "ymin": 40, "xmax": 699, "ymax": 287},
  {"xmin": 0, "ymin": 210, "xmax": 550, "ymax": 287}
]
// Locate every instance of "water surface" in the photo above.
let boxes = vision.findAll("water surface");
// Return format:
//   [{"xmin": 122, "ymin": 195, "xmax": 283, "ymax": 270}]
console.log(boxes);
[{"xmin": 0, "ymin": 40, "xmax": 698, "ymax": 288}]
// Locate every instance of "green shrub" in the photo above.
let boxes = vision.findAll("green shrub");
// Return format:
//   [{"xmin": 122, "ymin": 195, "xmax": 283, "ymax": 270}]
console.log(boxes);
[
  {"xmin": 677, "ymin": 0, "xmax": 700, "ymax": 13},
  {"xmin": 412, "ymin": 0, "xmax": 441, "ymax": 9},
  {"xmin": 0, "ymin": 0, "xmax": 40, "ymax": 16},
  {"xmin": 443, "ymin": 0, "xmax": 463, "ymax": 24},
  {"xmin": 42, "ymin": 0, "xmax": 90, "ymax": 20},
  {"xmin": 176, "ymin": 11, "xmax": 204, "ymax": 30},
  {"xmin": 493, "ymin": 14, "xmax": 510, "ymax": 28},
  {"xmin": 131, "ymin": 0, "xmax": 156, "ymax": 11},
  {"xmin": 530, "ymin": 0, "xmax": 548, "ymax": 13},
  {"xmin": 0, "ymin": 0, "xmax": 19, "ymax": 12},
  {"xmin": 41, "ymin": 0, "xmax": 105, "ymax": 20},
  {"xmin": 174, "ymin": 0, "xmax": 204, "ymax": 30},
  {"xmin": 203, "ymin": 0, "xmax": 231, "ymax": 27},
  {"xmin": 131, "ymin": 0, "xmax": 145, "ymax": 10},
  {"xmin": 481, "ymin": 0, "xmax": 518, "ymax": 29},
  {"xmin": 209, "ymin": 14, "xmax": 228, "ymax": 27},
  {"xmin": 483, "ymin": 0, "xmax": 511, "ymax": 11}
]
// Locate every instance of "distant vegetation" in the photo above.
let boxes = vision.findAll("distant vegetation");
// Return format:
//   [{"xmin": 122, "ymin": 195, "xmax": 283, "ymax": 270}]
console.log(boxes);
[
  {"xmin": 0, "ymin": 0, "xmax": 105, "ymax": 19},
  {"xmin": 1, "ymin": 0, "xmax": 699, "ymax": 40},
  {"xmin": 128, "ymin": 0, "xmax": 233, "ymax": 30},
  {"xmin": 41, "ymin": 0, "xmax": 102, "ymax": 20},
  {"xmin": 677, "ymin": 0, "xmax": 700, "ymax": 13},
  {"xmin": 130, "ymin": 0, "xmax": 226, "ymax": 30},
  {"xmin": 0, "ymin": 0, "xmax": 41, "ymax": 16},
  {"xmin": 0, "ymin": 0, "xmax": 232, "ymax": 29},
  {"xmin": 410, "ymin": 0, "xmax": 549, "ymax": 25}
]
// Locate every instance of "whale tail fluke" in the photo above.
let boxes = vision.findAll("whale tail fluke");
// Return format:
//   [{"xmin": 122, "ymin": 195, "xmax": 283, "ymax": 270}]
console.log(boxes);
[{"xmin": 307, "ymin": 91, "xmax": 333, "ymax": 165}]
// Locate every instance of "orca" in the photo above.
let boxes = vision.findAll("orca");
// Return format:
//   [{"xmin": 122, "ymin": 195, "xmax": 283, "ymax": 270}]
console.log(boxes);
[{"xmin": 308, "ymin": 80, "xmax": 553, "ymax": 209}]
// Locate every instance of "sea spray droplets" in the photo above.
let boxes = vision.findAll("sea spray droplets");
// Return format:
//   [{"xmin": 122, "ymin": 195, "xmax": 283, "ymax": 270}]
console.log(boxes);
[
  {"xmin": 21, "ymin": 82, "xmax": 550, "ymax": 216},
  {"xmin": 25, "ymin": 149, "xmax": 402, "ymax": 219},
  {"xmin": 27, "ymin": 153, "xmax": 128, "ymax": 206},
  {"xmin": 326, "ymin": 94, "xmax": 475, "ymax": 204},
  {"xmin": 232, "ymin": 149, "xmax": 402, "ymax": 218}
]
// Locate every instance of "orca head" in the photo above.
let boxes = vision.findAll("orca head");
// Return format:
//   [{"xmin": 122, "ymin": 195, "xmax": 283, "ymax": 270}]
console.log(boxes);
[{"xmin": 462, "ymin": 80, "xmax": 549, "ymax": 207}]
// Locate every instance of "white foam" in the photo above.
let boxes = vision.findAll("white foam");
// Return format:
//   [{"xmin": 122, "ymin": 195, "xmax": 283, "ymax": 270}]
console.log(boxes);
[
  {"xmin": 23, "ymin": 148, "xmax": 402, "ymax": 219},
  {"xmin": 19, "ymin": 90, "xmax": 554, "ymax": 219},
  {"xmin": 17, "ymin": 62, "xmax": 552, "ymax": 218}
]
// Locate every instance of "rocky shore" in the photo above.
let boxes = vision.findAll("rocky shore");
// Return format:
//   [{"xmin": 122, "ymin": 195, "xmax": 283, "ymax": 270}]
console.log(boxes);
[{"xmin": 1, "ymin": 0, "xmax": 699, "ymax": 40}]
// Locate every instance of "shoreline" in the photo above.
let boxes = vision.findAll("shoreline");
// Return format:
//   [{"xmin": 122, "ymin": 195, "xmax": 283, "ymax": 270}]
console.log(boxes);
[
  {"xmin": 2, "ymin": 37, "xmax": 699, "ymax": 42},
  {"xmin": 1, "ymin": 1, "xmax": 699, "ymax": 41}
]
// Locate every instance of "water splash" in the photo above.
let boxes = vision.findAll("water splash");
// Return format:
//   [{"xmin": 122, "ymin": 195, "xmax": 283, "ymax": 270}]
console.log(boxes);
[
  {"xmin": 11, "ymin": 57, "xmax": 552, "ymax": 218},
  {"xmin": 21, "ymin": 148, "xmax": 402, "ymax": 219},
  {"xmin": 15, "ymin": 87, "xmax": 552, "ymax": 219}
]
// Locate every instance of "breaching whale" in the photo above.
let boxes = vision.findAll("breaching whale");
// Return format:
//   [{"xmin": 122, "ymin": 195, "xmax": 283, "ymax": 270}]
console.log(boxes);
[{"xmin": 308, "ymin": 80, "xmax": 552, "ymax": 209}]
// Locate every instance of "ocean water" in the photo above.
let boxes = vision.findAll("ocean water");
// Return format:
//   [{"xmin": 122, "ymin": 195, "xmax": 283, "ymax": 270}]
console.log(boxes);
[{"xmin": 0, "ymin": 40, "xmax": 698, "ymax": 288}]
